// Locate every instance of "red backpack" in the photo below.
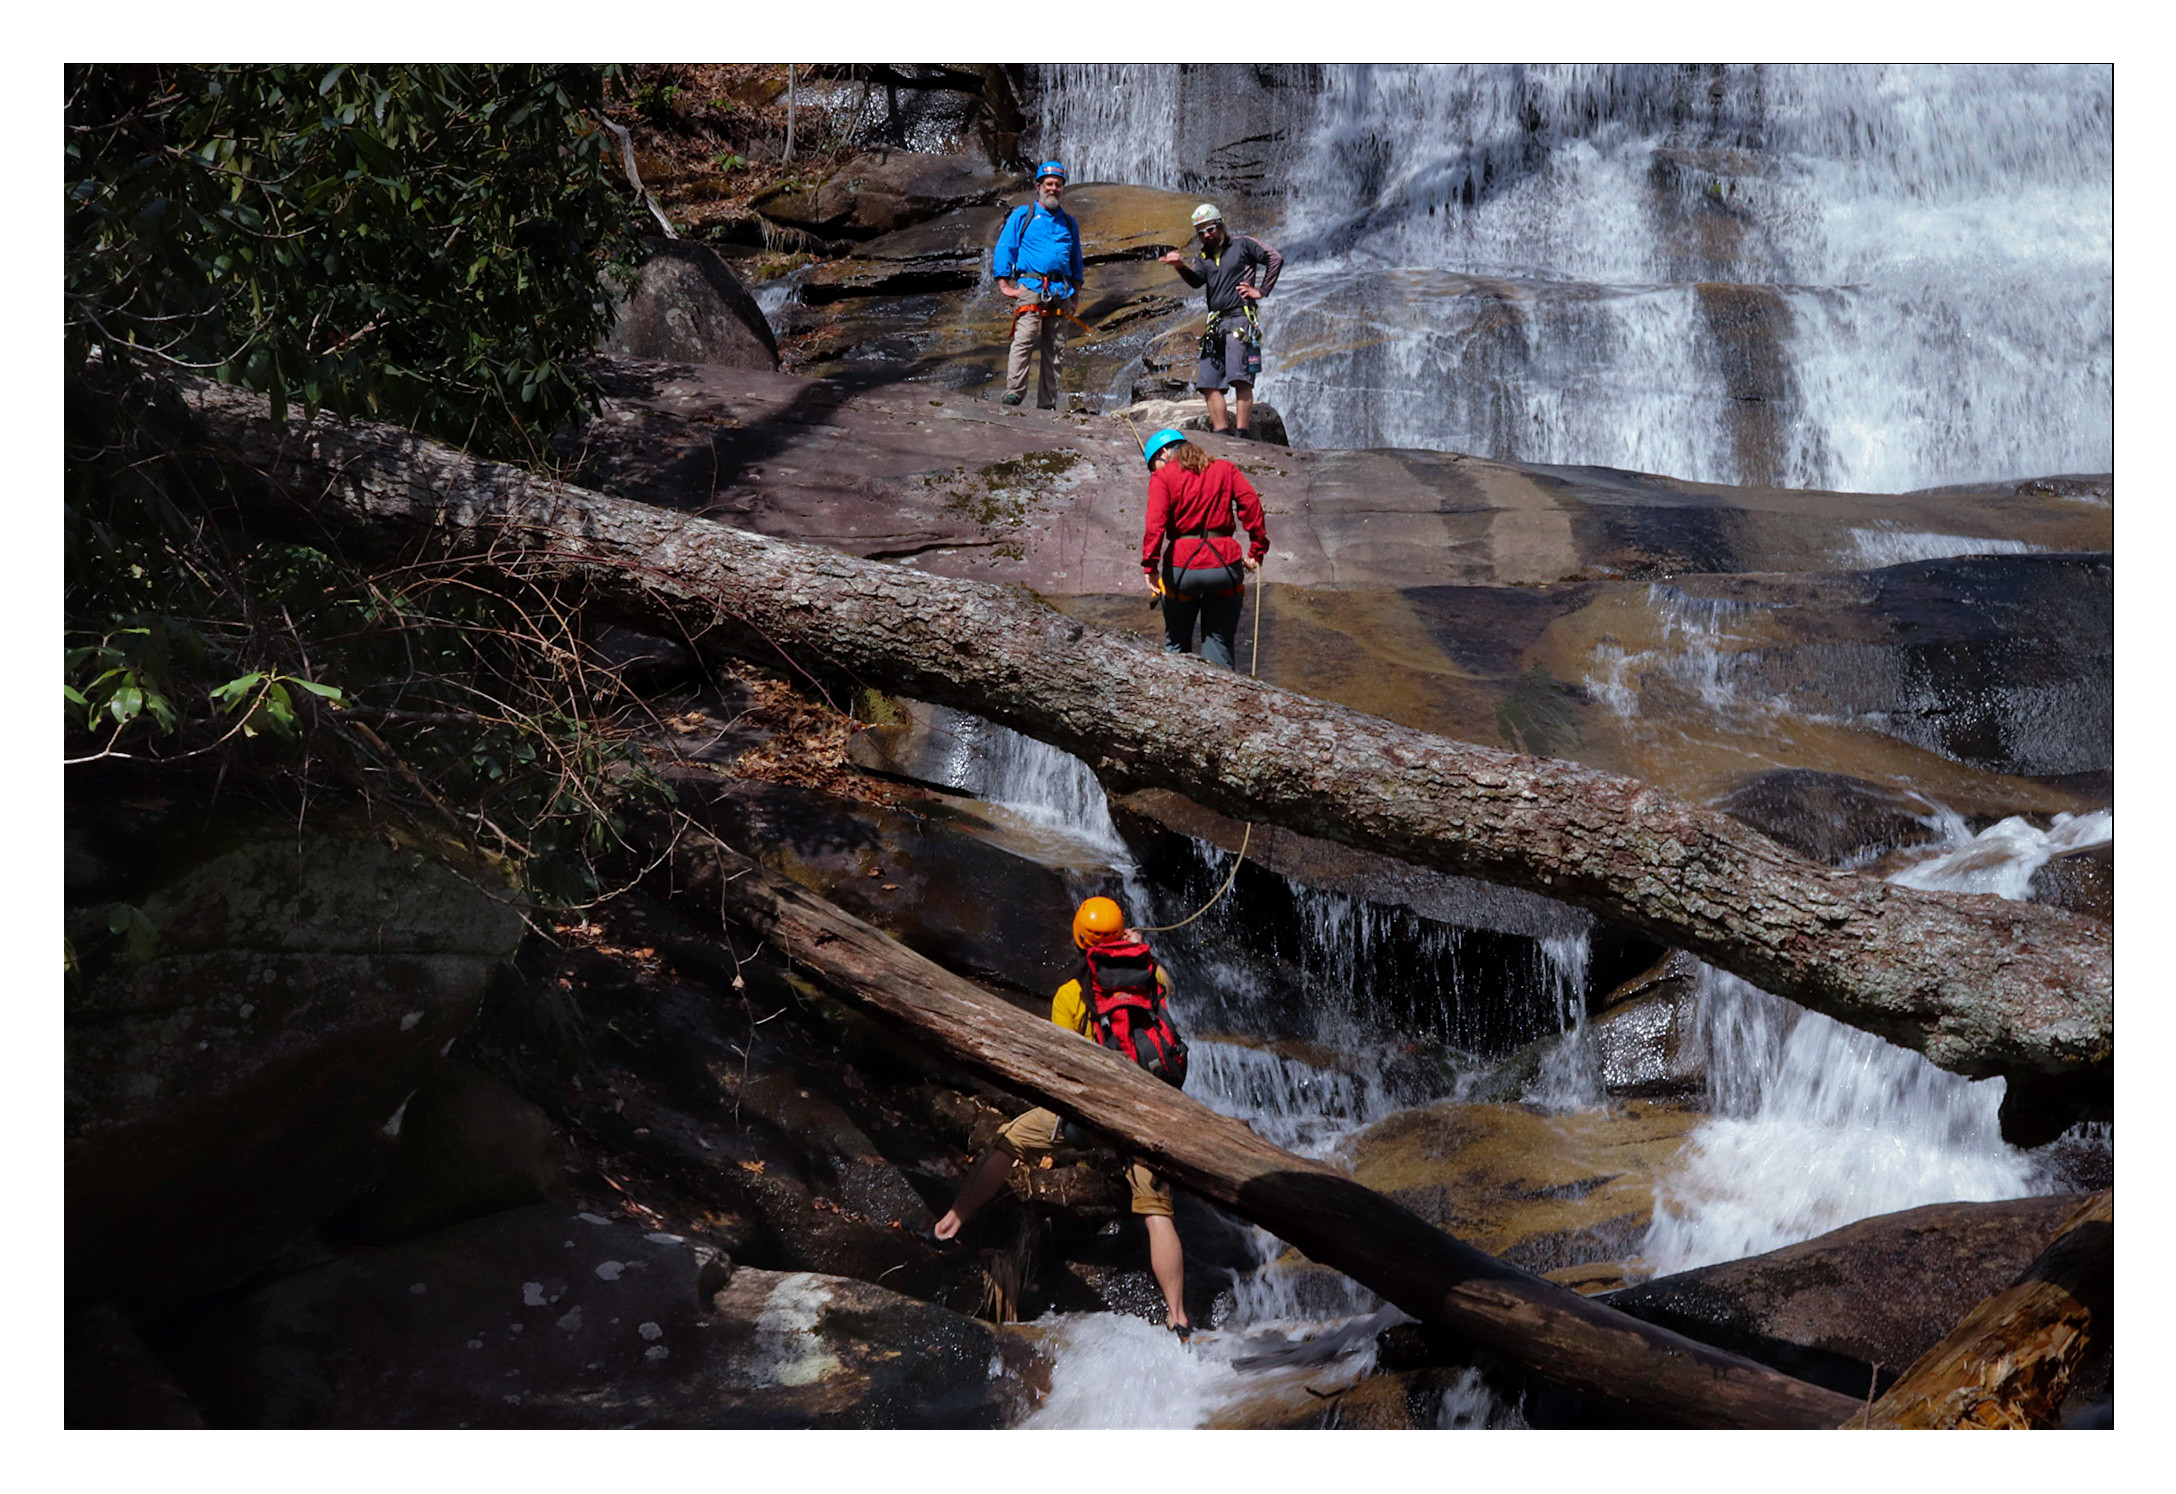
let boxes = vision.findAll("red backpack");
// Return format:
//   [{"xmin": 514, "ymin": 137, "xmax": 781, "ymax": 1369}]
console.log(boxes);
[{"xmin": 1081, "ymin": 938, "xmax": 1189, "ymax": 1089}]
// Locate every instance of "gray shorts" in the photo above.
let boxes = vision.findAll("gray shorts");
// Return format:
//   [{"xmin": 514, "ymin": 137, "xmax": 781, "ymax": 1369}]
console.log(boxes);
[{"xmin": 1195, "ymin": 331, "xmax": 1262, "ymax": 392}]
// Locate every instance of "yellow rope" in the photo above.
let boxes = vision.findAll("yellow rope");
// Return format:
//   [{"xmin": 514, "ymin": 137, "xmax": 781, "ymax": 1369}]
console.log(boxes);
[{"xmin": 1138, "ymin": 565, "xmax": 1264, "ymax": 935}]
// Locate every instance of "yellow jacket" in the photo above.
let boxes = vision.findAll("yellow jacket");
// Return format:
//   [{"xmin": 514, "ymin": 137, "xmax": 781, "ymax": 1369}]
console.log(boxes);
[{"xmin": 1051, "ymin": 967, "xmax": 1170, "ymax": 1037}]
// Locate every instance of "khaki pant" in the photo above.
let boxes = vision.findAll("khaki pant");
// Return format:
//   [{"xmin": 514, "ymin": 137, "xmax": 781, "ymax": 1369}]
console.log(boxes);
[
  {"xmin": 1006, "ymin": 300, "xmax": 1070, "ymax": 409},
  {"xmin": 996, "ymin": 1107, "xmax": 1173, "ymax": 1217}
]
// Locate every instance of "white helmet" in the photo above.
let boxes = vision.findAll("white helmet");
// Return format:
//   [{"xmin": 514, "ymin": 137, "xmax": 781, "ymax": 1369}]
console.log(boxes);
[{"xmin": 1190, "ymin": 203, "xmax": 1223, "ymax": 229}]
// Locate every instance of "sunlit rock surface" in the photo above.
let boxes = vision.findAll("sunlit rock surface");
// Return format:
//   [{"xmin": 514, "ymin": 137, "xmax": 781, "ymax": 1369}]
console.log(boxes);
[{"xmin": 1342, "ymin": 1099, "xmax": 1702, "ymax": 1274}]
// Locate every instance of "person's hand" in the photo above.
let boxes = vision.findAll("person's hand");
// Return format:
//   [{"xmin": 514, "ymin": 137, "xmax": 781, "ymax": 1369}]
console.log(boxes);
[
  {"xmin": 1158, "ymin": 251, "xmax": 1185, "ymax": 267},
  {"xmin": 1243, "ymin": 556, "xmax": 1261, "ymax": 571},
  {"xmin": 1144, "ymin": 572, "xmax": 1163, "ymax": 594},
  {"xmin": 1238, "ymin": 283, "xmax": 1264, "ymax": 301},
  {"xmin": 997, "ymin": 279, "xmax": 1022, "ymax": 298}
]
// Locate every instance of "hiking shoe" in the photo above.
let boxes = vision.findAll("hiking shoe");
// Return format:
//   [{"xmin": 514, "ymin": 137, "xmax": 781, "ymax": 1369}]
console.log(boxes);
[
  {"xmin": 1234, "ymin": 427, "xmax": 1254, "ymax": 441},
  {"xmin": 1168, "ymin": 1321, "xmax": 1193, "ymax": 1341},
  {"xmin": 999, "ymin": 392, "xmax": 1024, "ymax": 406}
]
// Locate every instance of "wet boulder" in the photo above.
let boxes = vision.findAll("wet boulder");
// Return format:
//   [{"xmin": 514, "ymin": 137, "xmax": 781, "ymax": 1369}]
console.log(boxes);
[
  {"xmin": 600, "ymin": 238, "xmax": 780, "ymax": 370},
  {"xmin": 2030, "ymin": 841, "xmax": 2112, "ymax": 923},
  {"xmin": 1601, "ymin": 1193, "xmax": 2096, "ymax": 1400},
  {"xmin": 1714, "ymin": 769, "xmax": 1947, "ymax": 866},
  {"xmin": 157, "ymin": 1204, "xmax": 1039, "ymax": 1428},
  {"xmin": 66, "ymin": 821, "xmax": 527, "ymax": 1316},
  {"xmin": 1589, "ymin": 951, "xmax": 1707, "ymax": 1100}
]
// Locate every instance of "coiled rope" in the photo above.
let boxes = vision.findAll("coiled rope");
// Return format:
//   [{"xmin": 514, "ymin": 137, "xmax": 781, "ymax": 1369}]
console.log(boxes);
[{"xmin": 1117, "ymin": 411, "xmax": 1263, "ymax": 935}]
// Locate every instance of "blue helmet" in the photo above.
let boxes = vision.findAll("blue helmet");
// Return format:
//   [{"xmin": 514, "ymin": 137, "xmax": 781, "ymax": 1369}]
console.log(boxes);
[
  {"xmin": 1142, "ymin": 427, "xmax": 1187, "ymax": 468},
  {"xmin": 1035, "ymin": 159, "xmax": 1068, "ymax": 183}
]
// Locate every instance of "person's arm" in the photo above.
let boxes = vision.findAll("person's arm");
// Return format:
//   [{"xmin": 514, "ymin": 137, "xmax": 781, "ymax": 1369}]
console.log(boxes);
[
  {"xmin": 992, "ymin": 207, "xmax": 1026, "ymax": 295},
  {"xmin": 1051, "ymin": 979, "xmax": 1091, "ymax": 1037},
  {"xmin": 1142, "ymin": 469, "xmax": 1171, "ymax": 582},
  {"xmin": 1238, "ymin": 238, "xmax": 1282, "ymax": 301},
  {"xmin": 1233, "ymin": 468, "xmax": 1270, "ymax": 565},
  {"xmin": 1159, "ymin": 249, "xmax": 1207, "ymax": 287}
]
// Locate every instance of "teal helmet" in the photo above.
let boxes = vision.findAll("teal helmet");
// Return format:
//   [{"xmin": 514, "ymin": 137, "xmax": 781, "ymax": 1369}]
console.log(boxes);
[{"xmin": 1142, "ymin": 427, "xmax": 1187, "ymax": 468}]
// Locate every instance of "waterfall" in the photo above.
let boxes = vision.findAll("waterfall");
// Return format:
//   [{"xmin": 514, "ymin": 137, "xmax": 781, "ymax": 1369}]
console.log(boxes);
[
  {"xmin": 1638, "ymin": 809, "xmax": 2113, "ymax": 1276},
  {"xmin": 949, "ymin": 713, "xmax": 1549, "ymax": 1424},
  {"xmin": 1033, "ymin": 64, "xmax": 2110, "ymax": 493}
]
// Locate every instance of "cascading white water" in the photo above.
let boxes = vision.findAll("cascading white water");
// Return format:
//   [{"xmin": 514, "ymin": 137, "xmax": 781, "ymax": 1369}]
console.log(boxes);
[
  {"xmin": 1638, "ymin": 810, "xmax": 2114, "ymax": 1276},
  {"xmin": 949, "ymin": 714, "xmax": 1540, "ymax": 1425},
  {"xmin": 1033, "ymin": 64, "xmax": 2110, "ymax": 492}
]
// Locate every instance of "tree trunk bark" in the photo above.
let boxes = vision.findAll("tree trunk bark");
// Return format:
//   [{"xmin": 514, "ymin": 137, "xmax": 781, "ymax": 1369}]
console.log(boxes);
[
  {"xmin": 177, "ymin": 379, "xmax": 2111, "ymax": 1101},
  {"xmin": 661, "ymin": 825, "xmax": 1862, "ymax": 1429},
  {"xmin": 1850, "ymin": 1190, "xmax": 2112, "ymax": 1429}
]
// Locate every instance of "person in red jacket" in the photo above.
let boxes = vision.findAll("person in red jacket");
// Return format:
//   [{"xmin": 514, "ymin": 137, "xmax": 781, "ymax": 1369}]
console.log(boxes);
[{"xmin": 1139, "ymin": 428, "xmax": 1269, "ymax": 669}]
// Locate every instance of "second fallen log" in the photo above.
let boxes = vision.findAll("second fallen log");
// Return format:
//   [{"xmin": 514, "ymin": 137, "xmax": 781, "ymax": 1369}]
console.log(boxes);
[{"xmin": 661, "ymin": 825, "xmax": 1862, "ymax": 1430}]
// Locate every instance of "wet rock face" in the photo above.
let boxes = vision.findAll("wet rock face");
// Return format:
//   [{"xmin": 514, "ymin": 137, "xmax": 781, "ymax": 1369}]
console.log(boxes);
[
  {"xmin": 156, "ymin": 1205, "xmax": 1037, "ymax": 1428},
  {"xmin": 778, "ymin": 182, "xmax": 1224, "ymax": 403},
  {"xmin": 66, "ymin": 1303, "xmax": 206, "ymax": 1429},
  {"xmin": 66, "ymin": 823, "xmax": 526, "ymax": 1317},
  {"xmin": 1343, "ymin": 1100, "xmax": 1701, "ymax": 1275},
  {"xmin": 600, "ymin": 239, "xmax": 779, "ymax": 370},
  {"xmin": 2030, "ymin": 843, "xmax": 2112, "ymax": 922},
  {"xmin": 1602, "ymin": 1194, "xmax": 2094, "ymax": 1401}
]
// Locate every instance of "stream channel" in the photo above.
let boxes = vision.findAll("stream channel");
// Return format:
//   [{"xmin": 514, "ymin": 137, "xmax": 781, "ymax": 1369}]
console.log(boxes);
[{"xmin": 920, "ymin": 708, "xmax": 2109, "ymax": 1429}]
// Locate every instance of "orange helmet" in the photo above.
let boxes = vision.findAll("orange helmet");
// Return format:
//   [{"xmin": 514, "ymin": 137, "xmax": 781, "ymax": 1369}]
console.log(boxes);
[{"xmin": 1071, "ymin": 896, "xmax": 1127, "ymax": 950}]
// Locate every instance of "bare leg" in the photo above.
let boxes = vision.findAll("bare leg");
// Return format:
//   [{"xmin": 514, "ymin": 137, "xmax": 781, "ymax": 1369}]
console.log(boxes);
[
  {"xmin": 1145, "ymin": 1214, "xmax": 1187, "ymax": 1328},
  {"xmin": 1202, "ymin": 387, "xmax": 1230, "ymax": 433},
  {"xmin": 1233, "ymin": 382, "xmax": 1254, "ymax": 434}
]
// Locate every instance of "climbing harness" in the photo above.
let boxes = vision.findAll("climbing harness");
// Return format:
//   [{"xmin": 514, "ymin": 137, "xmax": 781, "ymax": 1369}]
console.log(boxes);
[
  {"xmin": 1082, "ymin": 936, "xmax": 1189, "ymax": 1088},
  {"xmin": 1120, "ymin": 415, "xmax": 1266, "ymax": 935},
  {"xmin": 1009, "ymin": 276, "xmax": 1100, "ymax": 340},
  {"xmin": 1199, "ymin": 302, "xmax": 1264, "ymax": 383}
]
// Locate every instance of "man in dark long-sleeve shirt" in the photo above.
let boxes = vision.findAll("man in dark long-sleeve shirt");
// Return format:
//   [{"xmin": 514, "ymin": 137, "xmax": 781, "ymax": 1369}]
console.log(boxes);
[{"xmin": 1159, "ymin": 203, "xmax": 1283, "ymax": 438}]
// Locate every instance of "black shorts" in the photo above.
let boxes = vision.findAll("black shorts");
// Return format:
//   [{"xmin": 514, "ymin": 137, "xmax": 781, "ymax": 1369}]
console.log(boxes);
[{"xmin": 1195, "ymin": 331, "xmax": 1262, "ymax": 391}]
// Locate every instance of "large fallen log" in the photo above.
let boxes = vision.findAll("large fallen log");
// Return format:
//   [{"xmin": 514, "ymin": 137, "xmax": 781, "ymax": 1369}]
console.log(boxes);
[
  {"xmin": 1850, "ymin": 1190, "xmax": 2112, "ymax": 1428},
  {"xmin": 663, "ymin": 826, "xmax": 1861, "ymax": 1428},
  {"xmin": 178, "ymin": 378, "xmax": 2111, "ymax": 1105}
]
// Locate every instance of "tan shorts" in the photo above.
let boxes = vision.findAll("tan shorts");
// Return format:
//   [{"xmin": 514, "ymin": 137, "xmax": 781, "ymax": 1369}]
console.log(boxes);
[{"xmin": 997, "ymin": 1107, "xmax": 1175, "ymax": 1218}]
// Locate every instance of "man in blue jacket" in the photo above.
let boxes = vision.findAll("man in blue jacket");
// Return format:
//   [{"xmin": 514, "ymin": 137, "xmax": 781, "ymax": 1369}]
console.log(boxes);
[{"xmin": 991, "ymin": 160, "xmax": 1084, "ymax": 409}]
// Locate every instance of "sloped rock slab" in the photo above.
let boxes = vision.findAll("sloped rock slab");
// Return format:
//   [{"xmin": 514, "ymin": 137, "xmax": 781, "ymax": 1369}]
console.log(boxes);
[
  {"xmin": 159, "ymin": 1205, "xmax": 1037, "ymax": 1427},
  {"xmin": 568, "ymin": 358, "xmax": 2111, "ymax": 599}
]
